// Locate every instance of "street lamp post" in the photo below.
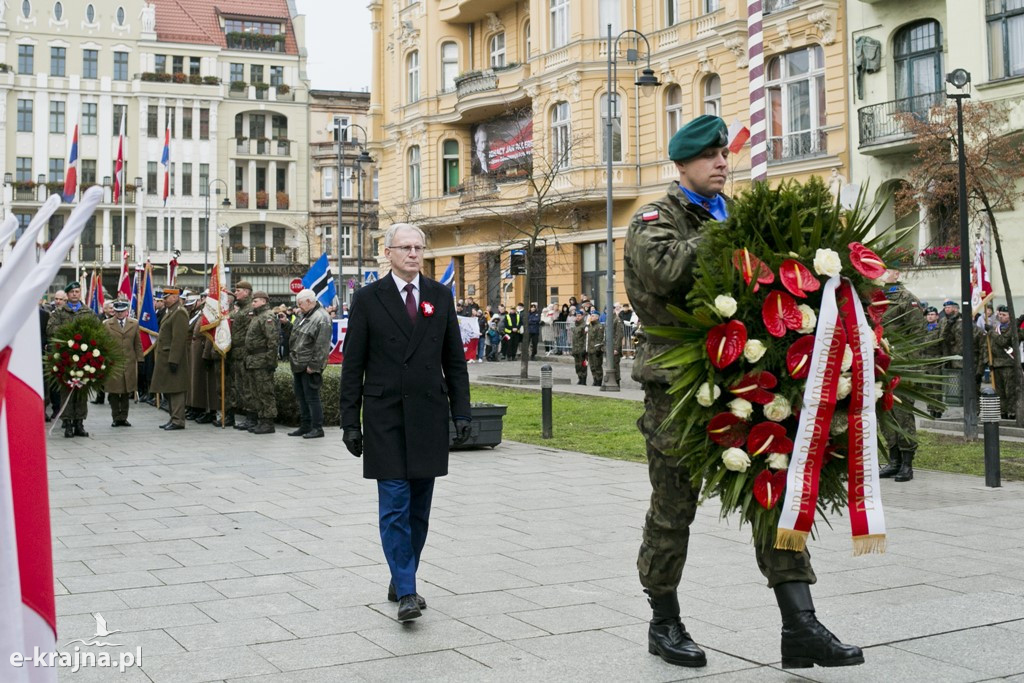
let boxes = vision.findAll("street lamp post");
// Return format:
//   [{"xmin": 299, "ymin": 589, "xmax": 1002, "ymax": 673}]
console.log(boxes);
[
  {"xmin": 204, "ymin": 178, "xmax": 231, "ymax": 281},
  {"xmin": 602, "ymin": 25, "xmax": 660, "ymax": 392},
  {"xmin": 946, "ymin": 68, "xmax": 976, "ymax": 439},
  {"xmin": 336, "ymin": 122, "xmax": 374, "ymax": 297}
]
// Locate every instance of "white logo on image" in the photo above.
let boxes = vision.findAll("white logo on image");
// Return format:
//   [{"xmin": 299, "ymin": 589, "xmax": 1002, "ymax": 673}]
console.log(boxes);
[{"xmin": 63, "ymin": 613, "xmax": 124, "ymax": 648}]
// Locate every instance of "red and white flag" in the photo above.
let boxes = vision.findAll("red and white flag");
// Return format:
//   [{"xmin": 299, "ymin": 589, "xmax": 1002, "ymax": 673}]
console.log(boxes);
[
  {"xmin": 117, "ymin": 250, "xmax": 132, "ymax": 300},
  {"xmin": 970, "ymin": 238, "xmax": 992, "ymax": 315},
  {"xmin": 200, "ymin": 244, "xmax": 232, "ymax": 355},
  {"xmin": 112, "ymin": 111, "xmax": 126, "ymax": 205},
  {"xmin": 727, "ymin": 119, "xmax": 751, "ymax": 154}
]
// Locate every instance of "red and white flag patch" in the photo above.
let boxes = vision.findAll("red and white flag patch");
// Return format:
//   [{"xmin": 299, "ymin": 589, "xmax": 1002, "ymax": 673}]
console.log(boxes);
[{"xmin": 641, "ymin": 210, "xmax": 660, "ymax": 222}]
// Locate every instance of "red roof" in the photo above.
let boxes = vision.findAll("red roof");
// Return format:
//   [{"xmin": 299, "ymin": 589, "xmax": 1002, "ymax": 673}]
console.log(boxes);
[{"xmin": 152, "ymin": 0, "xmax": 299, "ymax": 55}]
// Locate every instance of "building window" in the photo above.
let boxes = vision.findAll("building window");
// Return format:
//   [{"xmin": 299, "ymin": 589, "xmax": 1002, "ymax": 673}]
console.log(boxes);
[
  {"xmin": 524, "ymin": 21, "xmax": 531, "ymax": 59},
  {"xmin": 230, "ymin": 63, "xmax": 244, "ymax": 83},
  {"xmin": 181, "ymin": 217, "xmax": 192, "ymax": 251},
  {"xmin": 146, "ymin": 216, "xmax": 157, "ymax": 250},
  {"xmin": 340, "ymin": 225, "xmax": 352, "ymax": 257},
  {"xmin": 49, "ymin": 101, "xmax": 65, "ymax": 133},
  {"xmin": 408, "ymin": 146, "xmax": 421, "ymax": 200},
  {"xmin": 988, "ymin": 1, "xmax": 1024, "ymax": 79},
  {"xmin": 81, "ymin": 159, "xmax": 96, "ymax": 185},
  {"xmin": 50, "ymin": 46, "xmax": 66, "ymax": 76},
  {"xmin": 165, "ymin": 106, "xmax": 175, "ymax": 138},
  {"xmin": 172, "ymin": 55, "xmax": 184, "ymax": 75},
  {"xmin": 113, "ymin": 104, "xmax": 127, "ymax": 135},
  {"xmin": 894, "ymin": 20, "xmax": 943, "ymax": 101},
  {"xmin": 147, "ymin": 162, "xmax": 157, "ymax": 195},
  {"xmin": 333, "ymin": 115, "xmax": 350, "ymax": 141},
  {"xmin": 373, "ymin": 169, "xmax": 379, "ymax": 200},
  {"xmin": 703, "ymin": 74, "xmax": 721, "ymax": 116},
  {"xmin": 189, "ymin": 56, "xmax": 200, "ymax": 76},
  {"xmin": 154, "ymin": 54, "xmax": 166, "ymax": 74},
  {"xmin": 18, "ymin": 45, "xmax": 33, "ymax": 74},
  {"xmin": 49, "ymin": 158, "xmax": 64, "ymax": 183},
  {"xmin": 199, "ymin": 218, "xmax": 208, "ymax": 252},
  {"xmin": 82, "ymin": 102, "xmax": 97, "ymax": 135},
  {"xmin": 490, "ymin": 33, "xmax": 506, "ymax": 67},
  {"xmin": 83, "ymin": 49, "xmax": 98, "ymax": 78},
  {"xmin": 665, "ymin": 85, "xmax": 683, "ymax": 138},
  {"xmin": 22, "ymin": 0, "xmax": 30, "ymax": 18},
  {"xmin": 199, "ymin": 108, "xmax": 209, "ymax": 139},
  {"xmin": 270, "ymin": 65, "xmax": 284, "ymax": 86},
  {"xmin": 17, "ymin": 99, "xmax": 32, "ymax": 132},
  {"xmin": 249, "ymin": 113, "xmax": 265, "ymax": 139},
  {"xmin": 340, "ymin": 167, "xmax": 353, "ymax": 199},
  {"xmin": 666, "ymin": 0, "xmax": 678, "ymax": 27},
  {"xmin": 766, "ymin": 45, "xmax": 826, "ymax": 162},
  {"xmin": 600, "ymin": 93, "xmax": 622, "ymax": 162},
  {"xmin": 182, "ymin": 163, "xmax": 192, "ymax": 196},
  {"xmin": 443, "ymin": 139, "xmax": 460, "ymax": 193},
  {"xmin": 182, "ymin": 107, "xmax": 193, "ymax": 139},
  {"xmin": 116, "ymin": 6, "xmax": 126, "ymax": 26},
  {"xmin": 199, "ymin": 163, "xmax": 209, "ymax": 196},
  {"xmin": 550, "ymin": 0, "xmax": 569, "ymax": 48},
  {"xmin": 580, "ymin": 242, "xmax": 608, "ymax": 310},
  {"xmin": 16, "ymin": 158, "xmax": 32, "ymax": 182},
  {"xmin": 53, "ymin": 1, "xmax": 62, "ymax": 20},
  {"xmin": 113, "ymin": 51, "xmax": 128, "ymax": 80},
  {"xmin": 407, "ymin": 50, "xmax": 420, "ymax": 103},
  {"xmin": 599, "ymin": 0, "xmax": 620, "ymax": 36},
  {"xmin": 440, "ymin": 41, "xmax": 458, "ymax": 92},
  {"xmin": 86, "ymin": 4, "xmax": 94, "ymax": 22},
  {"xmin": 271, "ymin": 114, "xmax": 287, "ymax": 140},
  {"xmin": 551, "ymin": 101, "xmax": 571, "ymax": 167},
  {"xmin": 323, "ymin": 166, "xmax": 334, "ymax": 199},
  {"xmin": 250, "ymin": 64, "xmax": 263, "ymax": 84},
  {"xmin": 703, "ymin": 0, "xmax": 720, "ymax": 12}
]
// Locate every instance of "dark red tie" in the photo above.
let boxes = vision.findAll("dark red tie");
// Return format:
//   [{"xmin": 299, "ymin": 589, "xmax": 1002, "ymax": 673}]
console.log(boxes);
[{"xmin": 404, "ymin": 283, "xmax": 417, "ymax": 323}]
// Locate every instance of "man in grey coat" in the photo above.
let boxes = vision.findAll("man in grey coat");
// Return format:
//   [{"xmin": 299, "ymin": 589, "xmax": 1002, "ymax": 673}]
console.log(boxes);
[{"xmin": 288, "ymin": 289, "xmax": 333, "ymax": 439}]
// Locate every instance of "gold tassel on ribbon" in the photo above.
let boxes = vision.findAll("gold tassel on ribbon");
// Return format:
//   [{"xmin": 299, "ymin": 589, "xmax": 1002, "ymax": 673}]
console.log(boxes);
[
  {"xmin": 852, "ymin": 534, "xmax": 887, "ymax": 556},
  {"xmin": 774, "ymin": 528, "xmax": 808, "ymax": 552}
]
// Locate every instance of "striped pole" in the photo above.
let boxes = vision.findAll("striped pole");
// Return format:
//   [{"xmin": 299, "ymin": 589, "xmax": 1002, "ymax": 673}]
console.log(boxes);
[{"xmin": 747, "ymin": 0, "xmax": 768, "ymax": 182}]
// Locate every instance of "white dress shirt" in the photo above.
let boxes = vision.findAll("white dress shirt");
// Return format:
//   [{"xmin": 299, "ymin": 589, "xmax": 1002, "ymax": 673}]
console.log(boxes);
[{"xmin": 391, "ymin": 272, "xmax": 421, "ymax": 308}]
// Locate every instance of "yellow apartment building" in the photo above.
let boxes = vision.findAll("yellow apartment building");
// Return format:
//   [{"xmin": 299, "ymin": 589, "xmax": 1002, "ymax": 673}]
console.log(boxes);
[{"xmin": 367, "ymin": 0, "xmax": 848, "ymax": 309}]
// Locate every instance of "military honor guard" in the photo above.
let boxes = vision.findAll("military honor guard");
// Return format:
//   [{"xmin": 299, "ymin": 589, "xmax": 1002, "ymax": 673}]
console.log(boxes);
[
  {"xmin": 46, "ymin": 281, "xmax": 98, "ymax": 437},
  {"xmin": 229, "ymin": 281, "xmax": 254, "ymax": 429},
  {"xmin": 150, "ymin": 287, "xmax": 190, "ymax": 430},
  {"xmin": 102, "ymin": 300, "xmax": 143, "ymax": 427},
  {"xmin": 243, "ymin": 291, "xmax": 281, "ymax": 434}
]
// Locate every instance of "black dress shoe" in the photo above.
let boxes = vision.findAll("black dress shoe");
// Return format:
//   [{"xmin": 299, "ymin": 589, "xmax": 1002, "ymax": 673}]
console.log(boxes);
[
  {"xmin": 396, "ymin": 594, "xmax": 422, "ymax": 622},
  {"xmin": 388, "ymin": 583, "xmax": 426, "ymax": 609},
  {"xmin": 646, "ymin": 592, "xmax": 707, "ymax": 668},
  {"xmin": 302, "ymin": 428, "xmax": 325, "ymax": 439},
  {"xmin": 159, "ymin": 421, "xmax": 171, "ymax": 429},
  {"xmin": 163, "ymin": 423, "xmax": 184, "ymax": 431},
  {"xmin": 288, "ymin": 427, "xmax": 308, "ymax": 437},
  {"xmin": 118, "ymin": 420, "xmax": 132, "ymax": 427}
]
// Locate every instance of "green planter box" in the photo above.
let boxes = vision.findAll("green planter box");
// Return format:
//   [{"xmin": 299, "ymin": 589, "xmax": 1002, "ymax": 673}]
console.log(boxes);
[{"xmin": 449, "ymin": 403, "xmax": 507, "ymax": 449}]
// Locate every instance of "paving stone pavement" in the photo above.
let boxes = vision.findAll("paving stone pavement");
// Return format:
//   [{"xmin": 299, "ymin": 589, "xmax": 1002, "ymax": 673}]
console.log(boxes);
[{"xmin": 47, "ymin": 400, "xmax": 1024, "ymax": 682}]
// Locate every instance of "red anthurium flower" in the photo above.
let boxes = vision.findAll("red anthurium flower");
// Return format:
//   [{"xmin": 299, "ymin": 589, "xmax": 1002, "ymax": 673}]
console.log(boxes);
[
  {"xmin": 867, "ymin": 289, "xmax": 889, "ymax": 326},
  {"xmin": 881, "ymin": 375, "xmax": 901, "ymax": 411},
  {"xmin": 874, "ymin": 347, "xmax": 891, "ymax": 375},
  {"xmin": 706, "ymin": 320, "xmax": 748, "ymax": 369},
  {"xmin": 707, "ymin": 412, "xmax": 749, "ymax": 447},
  {"xmin": 823, "ymin": 442, "xmax": 846, "ymax": 465},
  {"xmin": 785, "ymin": 335, "xmax": 816, "ymax": 379},
  {"xmin": 778, "ymin": 259, "xmax": 821, "ymax": 299},
  {"xmin": 753, "ymin": 469, "xmax": 788, "ymax": 509},
  {"xmin": 849, "ymin": 242, "xmax": 888, "ymax": 280},
  {"xmin": 747, "ymin": 422, "xmax": 794, "ymax": 456},
  {"xmin": 729, "ymin": 371, "xmax": 779, "ymax": 405},
  {"xmin": 762, "ymin": 290, "xmax": 803, "ymax": 338},
  {"xmin": 732, "ymin": 248, "xmax": 775, "ymax": 291}
]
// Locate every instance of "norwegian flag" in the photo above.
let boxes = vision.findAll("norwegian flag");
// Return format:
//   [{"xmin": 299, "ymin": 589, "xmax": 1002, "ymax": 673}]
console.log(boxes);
[
  {"xmin": 112, "ymin": 111, "xmax": 126, "ymax": 204},
  {"xmin": 62, "ymin": 124, "xmax": 79, "ymax": 203},
  {"xmin": 161, "ymin": 126, "xmax": 170, "ymax": 206},
  {"xmin": 0, "ymin": 188, "xmax": 102, "ymax": 682}
]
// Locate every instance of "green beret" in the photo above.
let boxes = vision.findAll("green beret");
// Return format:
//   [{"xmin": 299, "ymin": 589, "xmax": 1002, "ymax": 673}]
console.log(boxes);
[
  {"xmin": 64, "ymin": 281, "xmax": 81, "ymax": 292},
  {"xmin": 669, "ymin": 115, "xmax": 729, "ymax": 162}
]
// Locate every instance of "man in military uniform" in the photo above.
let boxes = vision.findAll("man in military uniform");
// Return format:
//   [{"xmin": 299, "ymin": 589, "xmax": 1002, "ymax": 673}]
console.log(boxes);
[
  {"xmin": 243, "ymin": 291, "xmax": 280, "ymax": 434},
  {"xmin": 103, "ymin": 300, "xmax": 143, "ymax": 426},
  {"xmin": 878, "ymin": 281, "xmax": 924, "ymax": 482},
  {"xmin": 585, "ymin": 310, "xmax": 605, "ymax": 387},
  {"xmin": 46, "ymin": 281, "xmax": 97, "ymax": 438},
  {"xmin": 229, "ymin": 281, "xmax": 254, "ymax": 429},
  {"xmin": 570, "ymin": 309, "xmax": 588, "ymax": 385},
  {"xmin": 922, "ymin": 306, "xmax": 944, "ymax": 418},
  {"xmin": 987, "ymin": 304, "xmax": 1019, "ymax": 420},
  {"xmin": 624, "ymin": 115, "xmax": 861, "ymax": 669},
  {"xmin": 150, "ymin": 287, "xmax": 190, "ymax": 430}
]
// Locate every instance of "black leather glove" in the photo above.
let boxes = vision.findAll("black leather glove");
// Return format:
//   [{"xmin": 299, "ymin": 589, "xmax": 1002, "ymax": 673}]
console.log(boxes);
[
  {"xmin": 452, "ymin": 418, "xmax": 472, "ymax": 446},
  {"xmin": 169, "ymin": 362, "xmax": 178, "ymax": 374},
  {"xmin": 343, "ymin": 428, "xmax": 362, "ymax": 457}
]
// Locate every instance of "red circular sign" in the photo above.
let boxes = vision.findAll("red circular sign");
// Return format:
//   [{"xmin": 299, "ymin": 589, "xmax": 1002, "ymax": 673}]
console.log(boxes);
[{"xmin": 289, "ymin": 278, "xmax": 303, "ymax": 294}]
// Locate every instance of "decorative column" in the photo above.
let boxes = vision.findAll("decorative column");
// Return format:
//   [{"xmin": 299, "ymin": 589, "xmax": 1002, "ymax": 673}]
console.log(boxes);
[{"xmin": 747, "ymin": 0, "xmax": 768, "ymax": 182}]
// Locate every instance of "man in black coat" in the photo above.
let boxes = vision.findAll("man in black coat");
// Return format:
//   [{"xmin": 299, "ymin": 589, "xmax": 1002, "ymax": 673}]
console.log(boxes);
[{"xmin": 340, "ymin": 222, "xmax": 472, "ymax": 623}]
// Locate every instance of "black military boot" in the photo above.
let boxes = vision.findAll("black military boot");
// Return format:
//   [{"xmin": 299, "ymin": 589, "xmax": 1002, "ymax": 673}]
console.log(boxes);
[
  {"xmin": 73, "ymin": 420, "xmax": 89, "ymax": 437},
  {"xmin": 894, "ymin": 450, "xmax": 914, "ymax": 482},
  {"xmin": 234, "ymin": 413, "xmax": 254, "ymax": 431},
  {"xmin": 252, "ymin": 419, "xmax": 275, "ymax": 435},
  {"xmin": 63, "ymin": 420, "xmax": 74, "ymax": 438},
  {"xmin": 646, "ymin": 591, "xmax": 707, "ymax": 667},
  {"xmin": 246, "ymin": 412, "xmax": 259, "ymax": 432},
  {"xmin": 775, "ymin": 581, "xmax": 863, "ymax": 669},
  {"xmin": 878, "ymin": 445, "xmax": 901, "ymax": 479}
]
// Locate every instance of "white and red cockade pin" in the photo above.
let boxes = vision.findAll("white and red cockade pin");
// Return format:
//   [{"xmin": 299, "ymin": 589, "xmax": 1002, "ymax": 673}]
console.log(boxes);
[
  {"xmin": 641, "ymin": 210, "xmax": 660, "ymax": 222},
  {"xmin": 421, "ymin": 301, "xmax": 435, "ymax": 317}
]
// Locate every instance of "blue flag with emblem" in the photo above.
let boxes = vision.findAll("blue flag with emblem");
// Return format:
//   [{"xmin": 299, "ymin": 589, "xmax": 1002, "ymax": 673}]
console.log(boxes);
[
  {"xmin": 439, "ymin": 258, "xmax": 455, "ymax": 299},
  {"xmin": 301, "ymin": 253, "xmax": 336, "ymax": 306}
]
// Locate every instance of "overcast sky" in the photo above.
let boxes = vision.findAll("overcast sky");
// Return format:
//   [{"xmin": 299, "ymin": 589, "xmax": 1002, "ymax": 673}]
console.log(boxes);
[{"xmin": 296, "ymin": 0, "xmax": 372, "ymax": 92}]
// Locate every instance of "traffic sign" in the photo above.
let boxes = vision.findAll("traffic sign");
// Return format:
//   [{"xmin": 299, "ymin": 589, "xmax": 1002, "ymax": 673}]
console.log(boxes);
[
  {"xmin": 289, "ymin": 278, "xmax": 303, "ymax": 294},
  {"xmin": 364, "ymin": 270, "xmax": 379, "ymax": 284}
]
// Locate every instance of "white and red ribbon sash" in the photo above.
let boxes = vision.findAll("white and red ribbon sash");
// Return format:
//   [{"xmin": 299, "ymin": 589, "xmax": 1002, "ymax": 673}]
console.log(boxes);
[{"xmin": 776, "ymin": 276, "xmax": 886, "ymax": 555}]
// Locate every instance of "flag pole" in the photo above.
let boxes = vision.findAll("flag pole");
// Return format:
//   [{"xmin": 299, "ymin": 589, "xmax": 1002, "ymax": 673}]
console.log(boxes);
[{"xmin": 747, "ymin": 0, "xmax": 768, "ymax": 182}]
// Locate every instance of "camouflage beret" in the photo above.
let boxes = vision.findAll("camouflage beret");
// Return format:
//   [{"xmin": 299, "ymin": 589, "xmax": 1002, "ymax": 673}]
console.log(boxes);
[{"xmin": 669, "ymin": 115, "xmax": 729, "ymax": 162}]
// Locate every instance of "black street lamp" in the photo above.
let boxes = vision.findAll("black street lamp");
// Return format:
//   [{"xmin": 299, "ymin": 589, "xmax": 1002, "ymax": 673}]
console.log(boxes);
[
  {"xmin": 946, "ymin": 68, "xmax": 975, "ymax": 439},
  {"xmin": 204, "ymin": 178, "xmax": 231, "ymax": 279},
  {"xmin": 603, "ymin": 25, "xmax": 659, "ymax": 392},
  {"xmin": 334, "ymin": 122, "xmax": 374, "ymax": 301}
]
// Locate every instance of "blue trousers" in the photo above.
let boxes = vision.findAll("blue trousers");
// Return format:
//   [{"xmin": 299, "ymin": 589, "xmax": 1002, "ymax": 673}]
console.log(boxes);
[{"xmin": 377, "ymin": 478, "xmax": 435, "ymax": 598}]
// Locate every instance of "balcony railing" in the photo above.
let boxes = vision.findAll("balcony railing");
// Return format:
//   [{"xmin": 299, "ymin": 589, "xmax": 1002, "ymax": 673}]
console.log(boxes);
[
  {"xmin": 109, "ymin": 244, "xmax": 136, "ymax": 261},
  {"xmin": 764, "ymin": 0, "xmax": 797, "ymax": 13},
  {"xmin": 768, "ymin": 130, "xmax": 828, "ymax": 163},
  {"xmin": 455, "ymin": 70, "xmax": 498, "ymax": 99},
  {"xmin": 858, "ymin": 91, "xmax": 945, "ymax": 147},
  {"xmin": 14, "ymin": 186, "xmax": 36, "ymax": 200},
  {"xmin": 225, "ymin": 32, "xmax": 286, "ymax": 53},
  {"xmin": 234, "ymin": 139, "xmax": 292, "ymax": 156},
  {"xmin": 459, "ymin": 175, "xmax": 499, "ymax": 204}
]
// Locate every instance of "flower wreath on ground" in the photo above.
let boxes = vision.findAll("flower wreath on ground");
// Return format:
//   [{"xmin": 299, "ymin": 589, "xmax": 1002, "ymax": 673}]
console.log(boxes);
[
  {"xmin": 649, "ymin": 179, "xmax": 944, "ymax": 554},
  {"xmin": 45, "ymin": 315, "xmax": 124, "ymax": 399}
]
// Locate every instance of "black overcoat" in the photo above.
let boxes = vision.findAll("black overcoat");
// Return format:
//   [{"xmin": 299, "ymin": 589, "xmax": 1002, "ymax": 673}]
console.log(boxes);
[{"xmin": 340, "ymin": 275, "xmax": 471, "ymax": 480}]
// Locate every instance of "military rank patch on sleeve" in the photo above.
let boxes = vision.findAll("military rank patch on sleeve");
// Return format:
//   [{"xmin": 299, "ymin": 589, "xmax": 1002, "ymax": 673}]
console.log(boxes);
[{"xmin": 641, "ymin": 210, "xmax": 660, "ymax": 222}]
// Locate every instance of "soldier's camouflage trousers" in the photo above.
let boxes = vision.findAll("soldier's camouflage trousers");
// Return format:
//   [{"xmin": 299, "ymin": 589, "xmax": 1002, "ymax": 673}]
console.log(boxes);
[
  {"xmin": 59, "ymin": 386, "xmax": 89, "ymax": 420},
  {"xmin": 638, "ymin": 391, "xmax": 816, "ymax": 595},
  {"xmin": 574, "ymin": 353, "xmax": 587, "ymax": 383},
  {"xmin": 993, "ymin": 366, "xmax": 1020, "ymax": 417},
  {"xmin": 249, "ymin": 367, "xmax": 277, "ymax": 420},
  {"xmin": 882, "ymin": 402, "xmax": 917, "ymax": 452},
  {"xmin": 588, "ymin": 351, "xmax": 603, "ymax": 383},
  {"xmin": 227, "ymin": 354, "xmax": 246, "ymax": 413}
]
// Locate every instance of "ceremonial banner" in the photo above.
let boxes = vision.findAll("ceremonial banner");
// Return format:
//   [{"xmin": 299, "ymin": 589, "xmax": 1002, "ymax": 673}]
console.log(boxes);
[
  {"xmin": 136, "ymin": 263, "xmax": 159, "ymax": 355},
  {"xmin": 970, "ymin": 237, "xmax": 992, "ymax": 314},
  {"xmin": 117, "ymin": 250, "xmax": 132, "ymax": 300},
  {"xmin": 327, "ymin": 318, "xmax": 347, "ymax": 365},
  {"xmin": 200, "ymin": 244, "xmax": 231, "ymax": 355}
]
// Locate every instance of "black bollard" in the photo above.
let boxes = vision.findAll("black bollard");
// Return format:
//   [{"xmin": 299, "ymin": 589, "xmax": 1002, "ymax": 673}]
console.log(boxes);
[
  {"xmin": 541, "ymin": 364, "xmax": 553, "ymax": 439},
  {"xmin": 979, "ymin": 387, "xmax": 1001, "ymax": 488}
]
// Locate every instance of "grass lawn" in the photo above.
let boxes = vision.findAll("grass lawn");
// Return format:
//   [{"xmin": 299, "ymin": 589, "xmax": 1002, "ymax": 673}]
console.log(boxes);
[{"xmin": 470, "ymin": 385, "xmax": 1024, "ymax": 480}]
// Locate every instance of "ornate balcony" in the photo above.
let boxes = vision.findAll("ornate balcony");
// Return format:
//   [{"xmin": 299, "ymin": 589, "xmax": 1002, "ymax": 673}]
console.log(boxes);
[
  {"xmin": 858, "ymin": 91, "xmax": 944, "ymax": 149},
  {"xmin": 455, "ymin": 70, "xmax": 498, "ymax": 99}
]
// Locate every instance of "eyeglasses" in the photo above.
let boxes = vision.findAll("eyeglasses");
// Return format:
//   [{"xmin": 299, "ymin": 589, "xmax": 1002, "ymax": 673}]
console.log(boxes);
[{"xmin": 389, "ymin": 245, "xmax": 425, "ymax": 254}]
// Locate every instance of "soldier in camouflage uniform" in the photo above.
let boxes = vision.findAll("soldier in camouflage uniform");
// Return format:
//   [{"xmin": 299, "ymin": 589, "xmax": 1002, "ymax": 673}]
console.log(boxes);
[
  {"xmin": 46, "ymin": 281, "xmax": 98, "ymax": 438},
  {"xmin": 584, "ymin": 310, "xmax": 605, "ymax": 386},
  {"xmin": 229, "ymin": 281, "xmax": 254, "ymax": 429},
  {"xmin": 611, "ymin": 315, "xmax": 626, "ymax": 385},
  {"xmin": 987, "ymin": 304, "xmax": 1019, "ymax": 420},
  {"xmin": 878, "ymin": 282, "xmax": 924, "ymax": 482},
  {"xmin": 243, "ymin": 291, "xmax": 280, "ymax": 434},
  {"xmin": 624, "ymin": 115, "xmax": 861, "ymax": 670},
  {"xmin": 570, "ymin": 309, "xmax": 588, "ymax": 385},
  {"xmin": 922, "ymin": 306, "xmax": 944, "ymax": 418}
]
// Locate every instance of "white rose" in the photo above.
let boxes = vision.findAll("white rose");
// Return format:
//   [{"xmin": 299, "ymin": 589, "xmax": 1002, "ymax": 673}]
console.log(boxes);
[
  {"xmin": 763, "ymin": 395, "xmax": 792, "ymax": 422},
  {"xmin": 101, "ymin": 364, "xmax": 107, "ymax": 370},
  {"xmin": 722, "ymin": 447, "xmax": 751, "ymax": 472},
  {"xmin": 744, "ymin": 339, "xmax": 767, "ymax": 363},
  {"xmin": 836, "ymin": 375, "xmax": 852, "ymax": 400},
  {"xmin": 86, "ymin": 366, "xmax": 95, "ymax": 374},
  {"xmin": 67, "ymin": 340, "xmax": 75, "ymax": 348},
  {"xmin": 813, "ymin": 248, "xmax": 842, "ymax": 277},
  {"xmin": 52, "ymin": 365, "xmax": 59, "ymax": 372},
  {"xmin": 841, "ymin": 347, "xmax": 853, "ymax": 372},
  {"xmin": 80, "ymin": 343, "xmax": 88, "ymax": 351},
  {"xmin": 92, "ymin": 348, "xmax": 101, "ymax": 357},
  {"xmin": 72, "ymin": 354, "xmax": 80, "ymax": 362},
  {"xmin": 767, "ymin": 452, "xmax": 790, "ymax": 470},
  {"xmin": 714, "ymin": 295, "xmax": 738, "ymax": 318},
  {"xmin": 696, "ymin": 382, "xmax": 721, "ymax": 407},
  {"xmin": 728, "ymin": 398, "xmax": 754, "ymax": 420},
  {"xmin": 797, "ymin": 304, "xmax": 817, "ymax": 334}
]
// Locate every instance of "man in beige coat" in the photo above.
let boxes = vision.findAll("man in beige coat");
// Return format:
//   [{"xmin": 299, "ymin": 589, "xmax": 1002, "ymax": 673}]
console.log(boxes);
[
  {"xmin": 102, "ymin": 300, "xmax": 143, "ymax": 427},
  {"xmin": 151, "ymin": 287, "xmax": 190, "ymax": 430}
]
